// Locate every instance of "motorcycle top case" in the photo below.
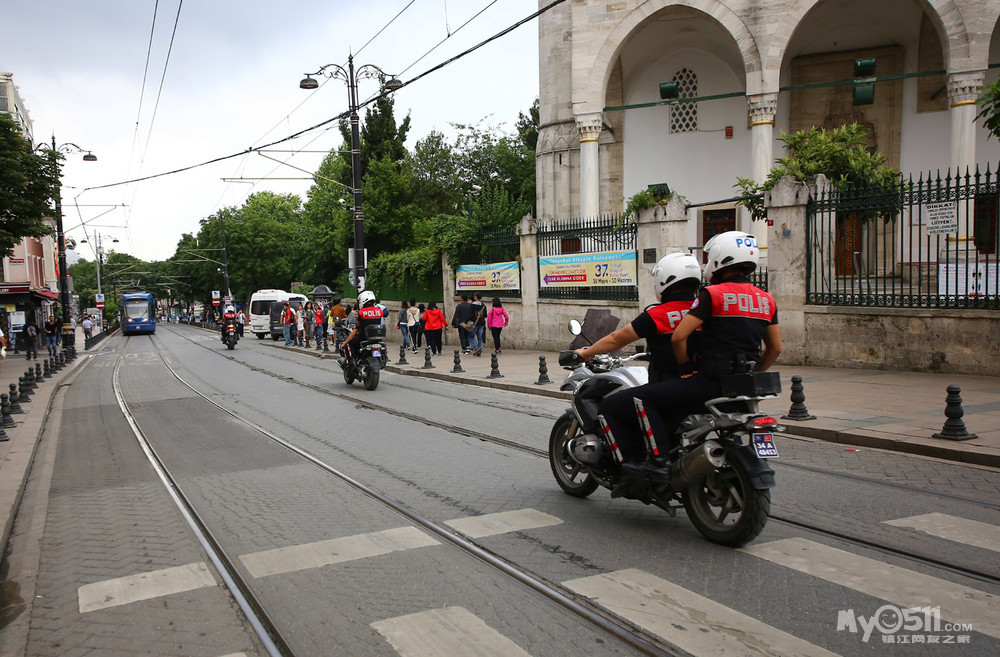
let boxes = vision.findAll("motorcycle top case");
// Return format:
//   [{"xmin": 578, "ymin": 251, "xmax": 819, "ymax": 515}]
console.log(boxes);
[
  {"xmin": 364, "ymin": 324, "xmax": 387, "ymax": 339},
  {"xmin": 719, "ymin": 371, "xmax": 781, "ymax": 397}
]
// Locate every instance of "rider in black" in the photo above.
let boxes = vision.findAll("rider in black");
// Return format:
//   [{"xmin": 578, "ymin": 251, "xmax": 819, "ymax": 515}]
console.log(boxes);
[{"xmin": 220, "ymin": 305, "xmax": 237, "ymax": 342}]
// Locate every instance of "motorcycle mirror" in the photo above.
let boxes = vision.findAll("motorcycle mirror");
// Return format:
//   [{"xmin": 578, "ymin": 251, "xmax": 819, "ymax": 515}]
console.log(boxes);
[{"xmin": 568, "ymin": 319, "xmax": 583, "ymax": 335}]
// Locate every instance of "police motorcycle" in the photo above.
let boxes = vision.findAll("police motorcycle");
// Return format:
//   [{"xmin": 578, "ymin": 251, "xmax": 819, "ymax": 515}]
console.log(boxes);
[
  {"xmin": 221, "ymin": 305, "xmax": 239, "ymax": 350},
  {"xmin": 549, "ymin": 319, "xmax": 782, "ymax": 547},
  {"xmin": 338, "ymin": 323, "xmax": 388, "ymax": 390}
]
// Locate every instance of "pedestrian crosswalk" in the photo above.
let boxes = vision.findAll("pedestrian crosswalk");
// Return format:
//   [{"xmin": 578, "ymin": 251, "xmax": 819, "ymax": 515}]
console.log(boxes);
[{"xmin": 77, "ymin": 509, "xmax": 1000, "ymax": 655}]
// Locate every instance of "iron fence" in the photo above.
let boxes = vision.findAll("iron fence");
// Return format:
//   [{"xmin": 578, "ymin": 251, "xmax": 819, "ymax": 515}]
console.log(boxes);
[
  {"xmin": 807, "ymin": 168, "xmax": 999, "ymax": 309},
  {"xmin": 456, "ymin": 227, "xmax": 522, "ymax": 298},
  {"xmin": 537, "ymin": 214, "xmax": 638, "ymax": 302}
]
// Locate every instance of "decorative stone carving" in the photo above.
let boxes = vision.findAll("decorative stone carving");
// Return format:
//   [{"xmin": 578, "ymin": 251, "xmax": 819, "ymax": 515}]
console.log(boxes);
[
  {"xmin": 947, "ymin": 71, "xmax": 985, "ymax": 106},
  {"xmin": 576, "ymin": 114, "xmax": 604, "ymax": 143},
  {"xmin": 747, "ymin": 93, "xmax": 778, "ymax": 126}
]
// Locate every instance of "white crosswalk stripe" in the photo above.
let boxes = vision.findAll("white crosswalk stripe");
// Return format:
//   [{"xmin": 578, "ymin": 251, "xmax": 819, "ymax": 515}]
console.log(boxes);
[
  {"xmin": 444, "ymin": 508, "xmax": 561, "ymax": 538},
  {"xmin": 741, "ymin": 537, "xmax": 1000, "ymax": 639},
  {"xmin": 884, "ymin": 513, "xmax": 1000, "ymax": 553},
  {"xmin": 371, "ymin": 606, "xmax": 533, "ymax": 657},
  {"xmin": 78, "ymin": 562, "xmax": 216, "ymax": 613},
  {"xmin": 563, "ymin": 568, "xmax": 841, "ymax": 657}
]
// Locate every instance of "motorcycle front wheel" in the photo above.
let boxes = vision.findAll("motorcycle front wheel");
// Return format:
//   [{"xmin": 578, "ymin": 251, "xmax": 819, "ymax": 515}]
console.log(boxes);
[
  {"xmin": 227, "ymin": 338, "xmax": 235, "ymax": 350},
  {"xmin": 343, "ymin": 367, "xmax": 355, "ymax": 385},
  {"xmin": 548, "ymin": 413, "xmax": 599, "ymax": 498},
  {"xmin": 682, "ymin": 457, "xmax": 770, "ymax": 547}
]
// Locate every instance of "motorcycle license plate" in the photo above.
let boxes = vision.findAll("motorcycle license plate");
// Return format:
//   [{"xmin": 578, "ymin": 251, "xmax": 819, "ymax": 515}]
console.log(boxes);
[
  {"xmin": 371, "ymin": 349, "xmax": 381, "ymax": 358},
  {"xmin": 751, "ymin": 432, "xmax": 779, "ymax": 458}
]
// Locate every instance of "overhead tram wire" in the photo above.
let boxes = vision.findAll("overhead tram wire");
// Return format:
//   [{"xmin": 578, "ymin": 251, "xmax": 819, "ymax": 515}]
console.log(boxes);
[
  {"xmin": 394, "ymin": 0, "xmax": 498, "ymax": 79},
  {"xmin": 354, "ymin": 0, "xmax": 417, "ymax": 57},
  {"xmin": 77, "ymin": 0, "xmax": 568, "ymax": 196},
  {"xmin": 124, "ymin": 0, "xmax": 161, "ymax": 213}
]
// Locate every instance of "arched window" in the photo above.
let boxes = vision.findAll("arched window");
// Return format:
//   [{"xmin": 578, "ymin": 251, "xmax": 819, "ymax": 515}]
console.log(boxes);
[{"xmin": 669, "ymin": 68, "xmax": 698, "ymax": 133}]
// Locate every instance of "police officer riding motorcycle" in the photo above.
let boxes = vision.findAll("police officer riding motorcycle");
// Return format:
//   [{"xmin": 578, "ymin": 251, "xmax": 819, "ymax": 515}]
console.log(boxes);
[
  {"xmin": 338, "ymin": 290, "xmax": 388, "ymax": 390},
  {"xmin": 221, "ymin": 305, "xmax": 239, "ymax": 350}
]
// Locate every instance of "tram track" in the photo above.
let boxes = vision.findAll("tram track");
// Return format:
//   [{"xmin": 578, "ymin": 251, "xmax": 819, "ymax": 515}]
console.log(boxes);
[
  {"xmin": 112, "ymin": 333, "xmax": 683, "ymax": 657},
  {"xmin": 154, "ymin": 326, "xmax": 1000, "ymax": 588}
]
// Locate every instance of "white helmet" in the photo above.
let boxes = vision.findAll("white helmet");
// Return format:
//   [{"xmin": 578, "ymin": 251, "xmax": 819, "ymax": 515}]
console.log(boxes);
[
  {"xmin": 703, "ymin": 231, "xmax": 759, "ymax": 283},
  {"xmin": 225, "ymin": 305, "xmax": 235, "ymax": 313},
  {"xmin": 358, "ymin": 290, "xmax": 376, "ymax": 306},
  {"xmin": 651, "ymin": 252, "xmax": 701, "ymax": 299}
]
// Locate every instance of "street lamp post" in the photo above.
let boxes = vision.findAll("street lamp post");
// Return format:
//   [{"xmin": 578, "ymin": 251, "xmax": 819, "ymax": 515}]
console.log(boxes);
[
  {"xmin": 300, "ymin": 56, "xmax": 402, "ymax": 294},
  {"xmin": 199, "ymin": 215, "xmax": 240, "ymax": 304},
  {"xmin": 34, "ymin": 136, "xmax": 97, "ymax": 348}
]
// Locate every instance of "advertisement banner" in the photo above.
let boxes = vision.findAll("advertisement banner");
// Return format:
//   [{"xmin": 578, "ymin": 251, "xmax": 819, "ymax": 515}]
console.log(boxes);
[
  {"xmin": 455, "ymin": 261, "xmax": 520, "ymax": 290},
  {"xmin": 539, "ymin": 250, "xmax": 638, "ymax": 287}
]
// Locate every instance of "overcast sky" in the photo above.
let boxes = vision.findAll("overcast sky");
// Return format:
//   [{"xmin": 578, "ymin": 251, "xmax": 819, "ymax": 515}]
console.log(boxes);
[{"xmin": 3, "ymin": 0, "xmax": 540, "ymax": 263}]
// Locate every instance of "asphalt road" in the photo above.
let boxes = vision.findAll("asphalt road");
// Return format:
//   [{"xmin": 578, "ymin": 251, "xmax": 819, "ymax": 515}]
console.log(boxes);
[{"xmin": 4, "ymin": 323, "xmax": 999, "ymax": 657}]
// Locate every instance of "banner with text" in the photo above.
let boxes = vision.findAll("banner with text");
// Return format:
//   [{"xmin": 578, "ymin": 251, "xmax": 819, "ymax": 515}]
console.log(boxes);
[
  {"xmin": 455, "ymin": 261, "xmax": 520, "ymax": 291},
  {"xmin": 539, "ymin": 250, "xmax": 638, "ymax": 287}
]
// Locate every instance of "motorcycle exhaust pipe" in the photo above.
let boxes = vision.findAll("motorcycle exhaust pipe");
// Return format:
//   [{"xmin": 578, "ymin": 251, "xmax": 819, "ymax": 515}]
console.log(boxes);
[{"xmin": 670, "ymin": 440, "xmax": 727, "ymax": 490}]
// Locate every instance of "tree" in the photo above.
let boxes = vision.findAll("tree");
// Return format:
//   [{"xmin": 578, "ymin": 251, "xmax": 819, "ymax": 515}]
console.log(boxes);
[
  {"xmin": 736, "ymin": 123, "xmax": 900, "ymax": 222},
  {"xmin": 0, "ymin": 113, "xmax": 60, "ymax": 258},
  {"xmin": 976, "ymin": 80, "xmax": 1000, "ymax": 141}
]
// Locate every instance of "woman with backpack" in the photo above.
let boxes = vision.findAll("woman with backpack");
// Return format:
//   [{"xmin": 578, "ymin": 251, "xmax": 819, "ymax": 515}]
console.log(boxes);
[{"xmin": 487, "ymin": 298, "xmax": 510, "ymax": 353}]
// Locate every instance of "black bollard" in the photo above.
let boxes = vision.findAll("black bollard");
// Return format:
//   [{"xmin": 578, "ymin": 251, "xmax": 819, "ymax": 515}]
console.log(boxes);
[
  {"xmin": 397, "ymin": 344, "xmax": 409, "ymax": 365},
  {"xmin": 34, "ymin": 362, "xmax": 42, "ymax": 383},
  {"xmin": 487, "ymin": 351, "xmax": 504, "ymax": 379},
  {"xmin": 43, "ymin": 360, "xmax": 51, "ymax": 378},
  {"xmin": 18, "ymin": 377, "xmax": 32, "ymax": 403},
  {"xmin": 932, "ymin": 385, "xmax": 978, "ymax": 441},
  {"xmin": 8, "ymin": 384, "xmax": 23, "ymax": 415},
  {"xmin": 535, "ymin": 356, "xmax": 552, "ymax": 385},
  {"xmin": 1, "ymin": 394, "xmax": 14, "ymax": 428},
  {"xmin": 781, "ymin": 375, "xmax": 816, "ymax": 421},
  {"xmin": 0, "ymin": 425, "xmax": 7, "ymax": 442},
  {"xmin": 421, "ymin": 346, "xmax": 435, "ymax": 370},
  {"xmin": 322, "ymin": 333, "xmax": 329, "ymax": 353},
  {"xmin": 451, "ymin": 349, "xmax": 465, "ymax": 373}
]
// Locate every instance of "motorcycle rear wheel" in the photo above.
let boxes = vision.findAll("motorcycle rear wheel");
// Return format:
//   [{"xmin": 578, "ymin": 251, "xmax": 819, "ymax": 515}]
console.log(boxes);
[
  {"xmin": 682, "ymin": 457, "xmax": 770, "ymax": 547},
  {"xmin": 343, "ymin": 368, "xmax": 355, "ymax": 385},
  {"xmin": 548, "ymin": 413, "xmax": 599, "ymax": 497},
  {"xmin": 227, "ymin": 338, "xmax": 235, "ymax": 350},
  {"xmin": 363, "ymin": 366, "xmax": 380, "ymax": 390}
]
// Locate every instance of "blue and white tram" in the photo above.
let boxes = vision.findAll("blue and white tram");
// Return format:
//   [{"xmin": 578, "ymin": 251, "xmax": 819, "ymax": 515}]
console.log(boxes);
[{"xmin": 120, "ymin": 292, "xmax": 157, "ymax": 335}]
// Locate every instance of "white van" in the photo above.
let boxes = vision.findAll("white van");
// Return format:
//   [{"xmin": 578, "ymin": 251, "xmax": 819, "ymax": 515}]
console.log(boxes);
[{"xmin": 248, "ymin": 289, "xmax": 307, "ymax": 339}]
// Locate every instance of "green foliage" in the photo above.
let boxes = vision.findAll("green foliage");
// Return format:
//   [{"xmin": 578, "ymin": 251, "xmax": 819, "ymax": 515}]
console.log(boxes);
[
  {"xmin": 0, "ymin": 114, "xmax": 60, "ymax": 258},
  {"xmin": 516, "ymin": 98, "xmax": 540, "ymax": 152},
  {"xmin": 976, "ymin": 80, "xmax": 1000, "ymax": 141},
  {"xmin": 735, "ymin": 123, "xmax": 901, "ymax": 222}
]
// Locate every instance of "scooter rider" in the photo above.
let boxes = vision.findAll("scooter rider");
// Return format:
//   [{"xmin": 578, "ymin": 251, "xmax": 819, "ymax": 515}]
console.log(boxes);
[
  {"xmin": 573, "ymin": 252, "xmax": 702, "ymax": 466},
  {"xmin": 340, "ymin": 290, "xmax": 383, "ymax": 365},
  {"xmin": 220, "ymin": 305, "xmax": 237, "ymax": 342}
]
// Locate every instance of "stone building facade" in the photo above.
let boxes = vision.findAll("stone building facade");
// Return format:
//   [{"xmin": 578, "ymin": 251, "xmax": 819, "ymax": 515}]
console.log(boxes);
[{"xmin": 536, "ymin": 0, "xmax": 1000, "ymax": 250}]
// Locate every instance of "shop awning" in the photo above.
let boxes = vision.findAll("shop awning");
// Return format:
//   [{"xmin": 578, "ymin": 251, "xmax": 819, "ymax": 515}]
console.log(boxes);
[{"xmin": 31, "ymin": 289, "xmax": 59, "ymax": 301}]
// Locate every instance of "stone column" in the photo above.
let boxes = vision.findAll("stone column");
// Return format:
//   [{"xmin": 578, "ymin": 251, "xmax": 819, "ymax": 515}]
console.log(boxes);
[
  {"xmin": 748, "ymin": 93, "xmax": 779, "ymax": 250},
  {"xmin": 948, "ymin": 71, "xmax": 984, "ymax": 174},
  {"xmin": 517, "ymin": 214, "xmax": 540, "ymax": 349},
  {"xmin": 764, "ymin": 176, "xmax": 813, "ymax": 365},
  {"xmin": 577, "ymin": 113, "xmax": 603, "ymax": 219}
]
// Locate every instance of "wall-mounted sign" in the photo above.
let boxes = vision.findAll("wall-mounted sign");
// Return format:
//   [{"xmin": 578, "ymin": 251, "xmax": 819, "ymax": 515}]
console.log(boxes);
[
  {"xmin": 455, "ymin": 261, "xmax": 520, "ymax": 290},
  {"xmin": 8, "ymin": 258, "xmax": 24, "ymax": 264},
  {"xmin": 923, "ymin": 201, "xmax": 958, "ymax": 235},
  {"xmin": 539, "ymin": 250, "xmax": 637, "ymax": 287}
]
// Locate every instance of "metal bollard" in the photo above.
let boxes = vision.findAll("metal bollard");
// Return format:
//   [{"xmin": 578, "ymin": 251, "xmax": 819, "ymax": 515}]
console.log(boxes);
[
  {"xmin": 29, "ymin": 367, "xmax": 39, "ymax": 389},
  {"xmin": 421, "ymin": 346, "xmax": 435, "ymax": 370},
  {"xmin": 487, "ymin": 351, "xmax": 504, "ymax": 379},
  {"xmin": 932, "ymin": 385, "xmax": 978, "ymax": 441},
  {"xmin": 1, "ymin": 394, "xmax": 14, "ymax": 428},
  {"xmin": 43, "ymin": 360, "xmax": 51, "ymax": 378},
  {"xmin": 397, "ymin": 344, "xmax": 409, "ymax": 366},
  {"xmin": 18, "ymin": 377, "xmax": 32, "ymax": 403},
  {"xmin": 451, "ymin": 350, "xmax": 465, "ymax": 373},
  {"xmin": 535, "ymin": 356, "xmax": 552, "ymax": 385},
  {"xmin": 8, "ymin": 384, "xmax": 23, "ymax": 415},
  {"xmin": 781, "ymin": 375, "xmax": 816, "ymax": 421}
]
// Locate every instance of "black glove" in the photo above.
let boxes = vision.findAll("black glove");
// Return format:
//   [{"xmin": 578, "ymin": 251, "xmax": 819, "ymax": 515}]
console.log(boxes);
[{"xmin": 677, "ymin": 360, "xmax": 697, "ymax": 377}]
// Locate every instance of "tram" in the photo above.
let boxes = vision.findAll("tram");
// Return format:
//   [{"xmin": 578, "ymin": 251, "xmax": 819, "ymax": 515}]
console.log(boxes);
[{"xmin": 120, "ymin": 292, "xmax": 157, "ymax": 335}]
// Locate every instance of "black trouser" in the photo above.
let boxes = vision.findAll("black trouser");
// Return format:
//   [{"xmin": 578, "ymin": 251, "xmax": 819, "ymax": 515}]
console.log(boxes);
[
  {"xmin": 598, "ymin": 375, "xmax": 722, "ymax": 463},
  {"xmin": 425, "ymin": 328, "xmax": 442, "ymax": 354},
  {"xmin": 24, "ymin": 335, "xmax": 37, "ymax": 360},
  {"xmin": 490, "ymin": 326, "xmax": 503, "ymax": 351},
  {"xmin": 409, "ymin": 325, "xmax": 422, "ymax": 348}
]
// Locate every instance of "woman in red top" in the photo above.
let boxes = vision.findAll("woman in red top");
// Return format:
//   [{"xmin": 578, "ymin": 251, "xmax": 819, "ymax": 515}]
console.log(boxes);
[{"xmin": 420, "ymin": 300, "xmax": 447, "ymax": 355}]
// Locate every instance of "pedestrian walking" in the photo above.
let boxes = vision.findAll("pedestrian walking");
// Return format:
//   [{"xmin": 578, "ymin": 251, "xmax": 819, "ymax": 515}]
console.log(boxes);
[
  {"xmin": 296, "ymin": 303, "xmax": 306, "ymax": 346},
  {"xmin": 82, "ymin": 315, "xmax": 94, "ymax": 340},
  {"xmin": 406, "ymin": 298, "xmax": 421, "ymax": 352},
  {"xmin": 281, "ymin": 302, "xmax": 295, "ymax": 346},
  {"xmin": 236, "ymin": 308, "xmax": 245, "ymax": 337},
  {"xmin": 397, "ymin": 301, "xmax": 411, "ymax": 349},
  {"xmin": 470, "ymin": 294, "xmax": 487, "ymax": 356},
  {"xmin": 23, "ymin": 318, "xmax": 38, "ymax": 360},
  {"xmin": 487, "ymin": 297, "xmax": 510, "ymax": 353},
  {"xmin": 451, "ymin": 295, "xmax": 475, "ymax": 353},
  {"xmin": 314, "ymin": 302, "xmax": 324, "ymax": 345},
  {"xmin": 44, "ymin": 315, "xmax": 59, "ymax": 357},
  {"xmin": 302, "ymin": 302, "xmax": 315, "ymax": 348},
  {"xmin": 421, "ymin": 300, "xmax": 446, "ymax": 356}
]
